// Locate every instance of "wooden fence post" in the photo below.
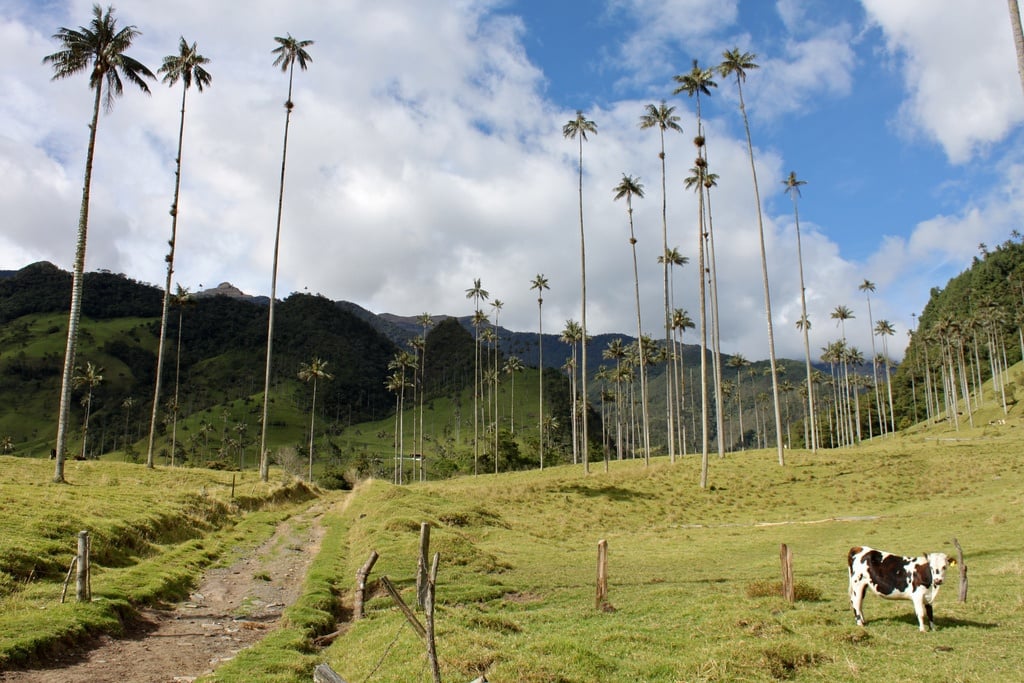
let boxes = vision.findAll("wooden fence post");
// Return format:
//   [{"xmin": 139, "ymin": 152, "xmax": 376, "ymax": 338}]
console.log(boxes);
[
  {"xmin": 380, "ymin": 576, "xmax": 427, "ymax": 641},
  {"xmin": 780, "ymin": 543, "xmax": 794, "ymax": 603},
  {"xmin": 951, "ymin": 537, "xmax": 968, "ymax": 602},
  {"xmin": 354, "ymin": 550, "xmax": 379, "ymax": 620},
  {"xmin": 76, "ymin": 530, "xmax": 91, "ymax": 603},
  {"xmin": 596, "ymin": 539, "xmax": 608, "ymax": 610},
  {"xmin": 417, "ymin": 522, "xmax": 431, "ymax": 609},
  {"xmin": 424, "ymin": 552, "xmax": 442, "ymax": 683}
]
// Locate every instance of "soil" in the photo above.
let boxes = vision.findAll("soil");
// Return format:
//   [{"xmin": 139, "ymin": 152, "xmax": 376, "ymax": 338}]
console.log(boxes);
[{"xmin": 1, "ymin": 499, "xmax": 330, "ymax": 683}]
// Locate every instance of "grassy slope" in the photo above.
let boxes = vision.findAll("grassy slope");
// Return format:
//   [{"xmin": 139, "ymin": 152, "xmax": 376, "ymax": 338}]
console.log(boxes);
[
  {"xmin": 304, "ymin": 389, "xmax": 1024, "ymax": 681},
  {"xmin": 0, "ymin": 459, "xmax": 319, "ymax": 669}
]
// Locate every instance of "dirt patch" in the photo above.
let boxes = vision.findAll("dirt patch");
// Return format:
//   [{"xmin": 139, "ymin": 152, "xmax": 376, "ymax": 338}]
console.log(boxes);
[{"xmin": 1, "ymin": 499, "xmax": 329, "ymax": 683}]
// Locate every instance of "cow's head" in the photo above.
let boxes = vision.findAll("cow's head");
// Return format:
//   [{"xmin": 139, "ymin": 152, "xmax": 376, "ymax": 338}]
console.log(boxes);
[{"xmin": 926, "ymin": 553, "xmax": 955, "ymax": 586}]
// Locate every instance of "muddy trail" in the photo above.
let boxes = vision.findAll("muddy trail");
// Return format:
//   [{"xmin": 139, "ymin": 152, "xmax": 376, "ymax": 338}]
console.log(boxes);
[{"xmin": 1, "ymin": 500, "xmax": 329, "ymax": 683}]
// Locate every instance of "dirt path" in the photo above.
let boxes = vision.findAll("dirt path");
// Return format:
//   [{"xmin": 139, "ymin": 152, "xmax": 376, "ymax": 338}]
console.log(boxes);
[{"xmin": 1, "ymin": 499, "xmax": 330, "ymax": 683}]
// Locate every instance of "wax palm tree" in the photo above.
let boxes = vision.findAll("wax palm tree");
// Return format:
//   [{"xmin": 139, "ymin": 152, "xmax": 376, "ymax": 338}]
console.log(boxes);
[
  {"xmin": 603, "ymin": 338, "xmax": 627, "ymax": 460},
  {"xmin": 875, "ymin": 319, "xmax": 898, "ymax": 433},
  {"xmin": 166, "ymin": 285, "xmax": 193, "ymax": 466},
  {"xmin": 504, "ymin": 356, "xmax": 525, "ymax": 434},
  {"xmin": 674, "ymin": 59, "xmax": 717, "ymax": 484},
  {"xmin": 44, "ymin": 4, "xmax": 154, "ymax": 482},
  {"xmin": 530, "ymin": 274, "xmax": 549, "ymax": 468},
  {"xmin": 859, "ymin": 279, "xmax": 885, "ymax": 437},
  {"xmin": 783, "ymin": 171, "xmax": 817, "ymax": 451},
  {"xmin": 560, "ymin": 319, "xmax": 583, "ymax": 464},
  {"xmin": 146, "ymin": 38, "xmax": 211, "ymax": 469},
  {"xmin": 613, "ymin": 173, "xmax": 651, "ymax": 464},
  {"xmin": 466, "ymin": 278, "xmax": 489, "ymax": 473},
  {"xmin": 1011, "ymin": 0, "xmax": 1024, "ymax": 96},
  {"xmin": 490, "ymin": 298, "xmax": 504, "ymax": 464},
  {"xmin": 259, "ymin": 33, "xmax": 314, "ymax": 482},
  {"xmin": 726, "ymin": 354, "xmax": 750, "ymax": 449},
  {"xmin": 299, "ymin": 357, "xmax": 333, "ymax": 483},
  {"xmin": 640, "ymin": 101, "xmax": 683, "ymax": 457},
  {"xmin": 416, "ymin": 312, "xmax": 433, "ymax": 467},
  {"xmin": 660, "ymin": 249, "xmax": 689, "ymax": 460},
  {"xmin": 563, "ymin": 110, "xmax": 597, "ymax": 474},
  {"xmin": 672, "ymin": 307, "xmax": 695, "ymax": 455},
  {"xmin": 719, "ymin": 47, "xmax": 784, "ymax": 465},
  {"xmin": 831, "ymin": 305, "xmax": 857, "ymax": 443},
  {"xmin": 72, "ymin": 361, "xmax": 104, "ymax": 459},
  {"xmin": 120, "ymin": 396, "xmax": 135, "ymax": 456}
]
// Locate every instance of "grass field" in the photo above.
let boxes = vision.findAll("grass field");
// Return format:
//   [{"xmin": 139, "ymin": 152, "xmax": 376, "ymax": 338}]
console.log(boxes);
[{"xmin": 3, "ymin": 387, "xmax": 1024, "ymax": 681}]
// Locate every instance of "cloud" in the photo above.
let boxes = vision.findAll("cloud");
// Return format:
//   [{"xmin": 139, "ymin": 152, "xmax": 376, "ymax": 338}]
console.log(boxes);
[{"xmin": 862, "ymin": 0, "xmax": 1024, "ymax": 164}]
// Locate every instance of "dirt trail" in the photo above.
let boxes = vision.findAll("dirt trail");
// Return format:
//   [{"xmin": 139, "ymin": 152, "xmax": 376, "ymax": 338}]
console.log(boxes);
[{"xmin": 1, "ymin": 499, "xmax": 329, "ymax": 683}]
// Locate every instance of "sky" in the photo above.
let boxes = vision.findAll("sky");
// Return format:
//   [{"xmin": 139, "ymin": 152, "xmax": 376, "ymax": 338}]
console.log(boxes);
[{"xmin": 1, "ymin": 0, "xmax": 1023, "ymax": 363}]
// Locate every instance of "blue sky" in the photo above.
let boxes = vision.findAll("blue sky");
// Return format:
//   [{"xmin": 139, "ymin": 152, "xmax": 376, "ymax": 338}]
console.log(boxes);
[{"xmin": 1, "ymin": 0, "xmax": 1023, "ymax": 363}]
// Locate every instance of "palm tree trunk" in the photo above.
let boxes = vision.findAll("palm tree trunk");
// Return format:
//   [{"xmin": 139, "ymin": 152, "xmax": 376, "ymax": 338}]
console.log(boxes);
[
  {"xmin": 54, "ymin": 82, "xmax": 104, "ymax": 483},
  {"xmin": 259, "ymin": 64, "xmax": 297, "ymax": 482},
  {"xmin": 1010, "ymin": 0, "xmax": 1024, "ymax": 96},
  {"xmin": 171, "ymin": 308, "xmax": 184, "ymax": 466},
  {"xmin": 659, "ymin": 129, "xmax": 675, "ymax": 460},
  {"xmin": 736, "ymin": 78, "xmax": 784, "ymax": 465},
  {"xmin": 577, "ymin": 136, "xmax": 590, "ymax": 474},
  {"xmin": 308, "ymin": 377, "xmax": 317, "ymax": 482},
  {"xmin": 702, "ymin": 170, "xmax": 725, "ymax": 459},
  {"xmin": 147, "ymin": 83, "xmax": 190, "ymax": 469},
  {"xmin": 537, "ymin": 301, "xmax": 544, "ymax": 469}
]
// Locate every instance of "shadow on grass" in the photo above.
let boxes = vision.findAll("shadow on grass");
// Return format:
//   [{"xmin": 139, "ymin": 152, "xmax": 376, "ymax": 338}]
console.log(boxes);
[{"xmin": 556, "ymin": 483, "xmax": 643, "ymax": 501}]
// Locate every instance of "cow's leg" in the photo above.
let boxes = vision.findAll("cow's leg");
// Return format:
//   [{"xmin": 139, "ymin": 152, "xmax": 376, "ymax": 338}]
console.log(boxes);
[
  {"xmin": 911, "ymin": 593, "xmax": 929, "ymax": 632},
  {"xmin": 925, "ymin": 601, "xmax": 935, "ymax": 631},
  {"xmin": 850, "ymin": 580, "xmax": 866, "ymax": 626}
]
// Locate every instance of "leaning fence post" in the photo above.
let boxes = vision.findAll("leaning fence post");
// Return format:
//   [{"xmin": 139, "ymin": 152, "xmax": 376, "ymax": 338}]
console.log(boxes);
[
  {"xmin": 596, "ymin": 539, "xmax": 608, "ymax": 610},
  {"xmin": 76, "ymin": 530, "xmax": 91, "ymax": 603},
  {"xmin": 780, "ymin": 543, "xmax": 794, "ymax": 603},
  {"xmin": 354, "ymin": 550, "xmax": 379, "ymax": 619}
]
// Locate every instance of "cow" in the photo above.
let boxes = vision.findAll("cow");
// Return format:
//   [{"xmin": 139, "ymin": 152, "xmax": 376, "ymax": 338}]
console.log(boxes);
[{"xmin": 848, "ymin": 545, "xmax": 955, "ymax": 632}]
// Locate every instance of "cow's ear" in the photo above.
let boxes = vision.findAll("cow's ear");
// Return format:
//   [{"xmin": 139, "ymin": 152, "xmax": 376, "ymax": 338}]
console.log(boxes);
[{"xmin": 949, "ymin": 558, "xmax": 957, "ymax": 566}]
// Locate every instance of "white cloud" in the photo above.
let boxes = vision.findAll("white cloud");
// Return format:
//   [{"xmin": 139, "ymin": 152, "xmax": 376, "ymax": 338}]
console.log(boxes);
[{"xmin": 862, "ymin": 0, "xmax": 1024, "ymax": 163}]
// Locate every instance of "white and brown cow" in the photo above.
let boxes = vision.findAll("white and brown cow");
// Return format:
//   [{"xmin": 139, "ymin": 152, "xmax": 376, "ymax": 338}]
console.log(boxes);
[{"xmin": 848, "ymin": 545, "xmax": 955, "ymax": 632}]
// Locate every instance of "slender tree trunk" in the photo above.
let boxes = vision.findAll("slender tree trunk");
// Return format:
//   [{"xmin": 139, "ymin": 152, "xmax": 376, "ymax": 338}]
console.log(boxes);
[
  {"xmin": 1010, "ymin": 0, "xmax": 1024, "ymax": 96},
  {"xmin": 658, "ymin": 128, "xmax": 675, "ymax": 460},
  {"xmin": 259, "ymin": 66, "xmax": 297, "ymax": 482},
  {"xmin": 577, "ymin": 136, "xmax": 590, "ymax": 473},
  {"xmin": 171, "ymin": 308, "xmax": 184, "ymax": 466},
  {"xmin": 147, "ymin": 83, "xmax": 190, "ymax": 468},
  {"xmin": 702, "ymin": 165, "xmax": 725, "ymax": 459},
  {"xmin": 54, "ymin": 83, "xmax": 104, "ymax": 483},
  {"xmin": 538, "ymin": 300, "xmax": 544, "ymax": 469},
  {"xmin": 735, "ymin": 77, "xmax": 784, "ymax": 465},
  {"xmin": 627, "ymin": 201, "xmax": 651, "ymax": 465}
]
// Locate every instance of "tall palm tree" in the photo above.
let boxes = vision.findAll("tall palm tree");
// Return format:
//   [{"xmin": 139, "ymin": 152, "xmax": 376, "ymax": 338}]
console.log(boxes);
[
  {"xmin": 504, "ymin": 356, "xmax": 525, "ymax": 434},
  {"xmin": 560, "ymin": 319, "xmax": 583, "ymax": 465},
  {"xmin": 146, "ymin": 37, "xmax": 211, "ymax": 469},
  {"xmin": 783, "ymin": 171, "xmax": 816, "ymax": 452},
  {"xmin": 603, "ymin": 338, "xmax": 627, "ymax": 460},
  {"xmin": 661, "ymin": 249, "xmax": 689, "ymax": 460},
  {"xmin": 43, "ymin": 4, "xmax": 154, "ymax": 483},
  {"xmin": 640, "ymin": 101, "xmax": 683, "ymax": 458},
  {"xmin": 530, "ymin": 274, "xmax": 549, "ymax": 468},
  {"xmin": 674, "ymin": 59, "xmax": 716, "ymax": 485},
  {"xmin": 416, "ymin": 312, "xmax": 433, "ymax": 471},
  {"xmin": 1010, "ymin": 0, "xmax": 1024, "ymax": 96},
  {"xmin": 859, "ymin": 279, "xmax": 884, "ymax": 437},
  {"xmin": 490, "ymin": 298, "xmax": 504, "ymax": 471},
  {"xmin": 563, "ymin": 110, "xmax": 597, "ymax": 474},
  {"xmin": 613, "ymin": 173, "xmax": 651, "ymax": 464},
  {"xmin": 168, "ymin": 285, "xmax": 193, "ymax": 466},
  {"xmin": 831, "ymin": 305, "xmax": 857, "ymax": 443},
  {"xmin": 875, "ymin": 319, "xmax": 898, "ymax": 433},
  {"xmin": 671, "ymin": 307, "xmax": 695, "ymax": 455},
  {"xmin": 259, "ymin": 33, "xmax": 314, "ymax": 483},
  {"xmin": 72, "ymin": 361, "xmax": 104, "ymax": 459},
  {"xmin": 719, "ymin": 47, "xmax": 784, "ymax": 466},
  {"xmin": 465, "ymin": 278, "xmax": 489, "ymax": 474},
  {"xmin": 726, "ymin": 354, "xmax": 750, "ymax": 449},
  {"xmin": 298, "ymin": 357, "xmax": 333, "ymax": 483}
]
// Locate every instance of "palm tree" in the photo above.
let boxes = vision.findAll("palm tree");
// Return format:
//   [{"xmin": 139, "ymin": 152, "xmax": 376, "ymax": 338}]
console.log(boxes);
[
  {"xmin": 298, "ymin": 357, "xmax": 333, "ymax": 483},
  {"xmin": 1010, "ymin": 0, "xmax": 1024, "ymax": 96},
  {"xmin": 416, "ymin": 312, "xmax": 433, "ymax": 470},
  {"xmin": 504, "ymin": 356, "xmax": 525, "ymax": 434},
  {"xmin": 783, "ymin": 171, "xmax": 816, "ymax": 452},
  {"xmin": 671, "ymin": 307, "xmax": 695, "ymax": 455},
  {"xmin": 560, "ymin": 319, "xmax": 583, "ymax": 464},
  {"xmin": 563, "ymin": 110, "xmax": 598, "ymax": 474},
  {"xmin": 120, "ymin": 396, "xmax": 135, "ymax": 456},
  {"xmin": 831, "ymin": 305, "xmax": 857, "ymax": 443},
  {"xmin": 465, "ymin": 278, "xmax": 489, "ymax": 474},
  {"xmin": 875, "ymin": 319, "xmax": 898, "ymax": 433},
  {"xmin": 613, "ymin": 173, "xmax": 651, "ymax": 464},
  {"xmin": 661, "ymin": 249, "xmax": 689, "ymax": 460},
  {"xmin": 259, "ymin": 33, "xmax": 314, "ymax": 483},
  {"xmin": 167, "ymin": 285, "xmax": 193, "ymax": 467},
  {"xmin": 640, "ymin": 101, "xmax": 683, "ymax": 457},
  {"xmin": 72, "ymin": 361, "xmax": 104, "ymax": 459},
  {"xmin": 674, "ymin": 59, "xmax": 716, "ymax": 485},
  {"xmin": 858, "ymin": 279, "xmax": 885, "ymax": 437},
  {"xmin": 530, "ymin": 274, "xmax": 549, "ymax": 468},
  {"xmin": 719, "ymin": 47, "xmax": 783, "ymax": 465},
  {"xmin": 146, "ymin": 38, "xmax": 211, "ymax": 469},
  {"xmin": 726, "ymin": 354, "xmax": 750, "ymax": 449},
  {"xmin": 43, "ymin": 4, "xmax": 154, "ymax": 483},
  {"xmin": 490, "ymin": 298, "xmax": 505, "ymax": 470}
]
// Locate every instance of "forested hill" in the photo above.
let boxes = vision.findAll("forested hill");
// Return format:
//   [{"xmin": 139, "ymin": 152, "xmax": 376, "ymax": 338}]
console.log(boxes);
[{"xmin": 890, "ymin": 236, "xmax": 1024, "ymax": 426}]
